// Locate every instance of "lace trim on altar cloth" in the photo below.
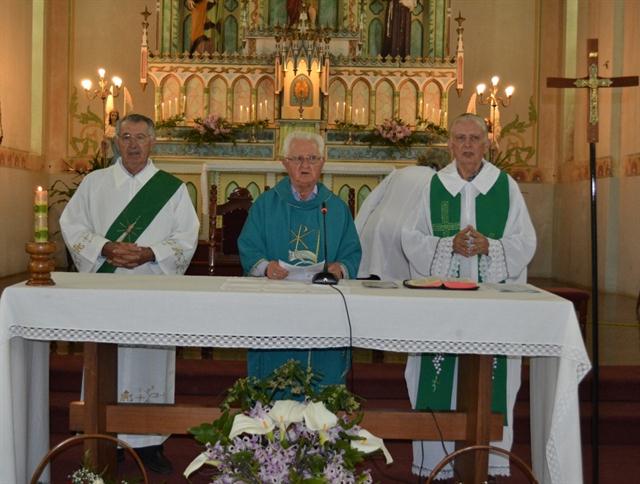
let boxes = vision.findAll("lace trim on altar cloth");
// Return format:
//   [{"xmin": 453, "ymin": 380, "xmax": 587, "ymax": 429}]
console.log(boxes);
[
  {"xmin": 480, "ymin": 239, "xmax": 508, "ymax": 282},
  {"xmin": 430, "ymin": 237, "xmax": 455, "ymax": 276},
  {"xmin": 8, "ymin": 325, "xmax": 590, "ymax": 373}
]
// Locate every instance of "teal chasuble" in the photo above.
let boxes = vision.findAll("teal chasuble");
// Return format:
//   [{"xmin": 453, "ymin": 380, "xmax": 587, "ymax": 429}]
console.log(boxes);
[
  {"xmin": 97, "ymin": 170, "xmax": 182, "ymax": 273},
  {"xmin": 416, "ymin": 171, "xmax": 510, "ymax": 420}
]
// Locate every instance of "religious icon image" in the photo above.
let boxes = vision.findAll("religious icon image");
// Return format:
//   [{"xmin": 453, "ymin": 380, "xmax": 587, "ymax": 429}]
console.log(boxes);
[{"xmin": 290, "ymin": 75, "xmax": 313, "ymax": 106}]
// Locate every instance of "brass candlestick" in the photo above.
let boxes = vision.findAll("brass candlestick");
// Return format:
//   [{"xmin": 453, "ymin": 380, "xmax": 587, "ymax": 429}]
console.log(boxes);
[{"xmin": 25, "ymin": 241, "xmax": 56, "ymax": 286}]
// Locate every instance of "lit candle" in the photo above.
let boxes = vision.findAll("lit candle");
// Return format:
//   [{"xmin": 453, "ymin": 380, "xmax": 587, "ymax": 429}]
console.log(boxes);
[
  {"xmin": 362, "ymin": 106, "xmax": 367, "ymax": 125},
  {"xmin": 34, "ymin": 186, "xmax": 48, "ymax": 243},
  {"xmin": 355, "ymin": 108, "xmax": 359, "ymax": 125},
  {"xmin": 168, "ymin": 100, "xmax": 172, "ymax": 118},
  {"xmin": 182, "ymin": 95, "xmax": 187, "ymax": 115},
  {"xmin": 342, "ymin": 102, "xmax": 346, "ymax": 121},
  {"xmin": 335, "ymin": 102, "xmax": 339, "ymax": 121},
  {"xmin": 240, "ymin": 105, "xmax": 243, "ymax": 122},
  {"xmin": 246, "ymin": 106, "xmax": 250, "ymax": 122},
  {"xmin": 161, "ymin": 102, "xmax": 165, "ymax": 120},
  {"xmin": 259, "ymin": 102, "xmax": 263, "ymax": 119},
  {"xmin": 252, "ymin": 103, "xmax": 255, "ymax": 121},
  {"xmin": 265, "ymin": 100, "xmax": 268, "ymax": 119}
]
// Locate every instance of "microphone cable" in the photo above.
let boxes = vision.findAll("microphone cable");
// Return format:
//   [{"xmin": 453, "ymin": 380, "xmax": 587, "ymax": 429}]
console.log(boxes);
[
  {"xmin": 328, "ymin": 283, "xmax": 355, "ymax": 393},
  {"xmin": 416, "ymin": 406, "xmax": 462, "ymax": 483}
]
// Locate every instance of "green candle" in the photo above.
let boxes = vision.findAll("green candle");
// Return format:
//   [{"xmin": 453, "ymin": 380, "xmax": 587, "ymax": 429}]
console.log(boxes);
[{"xmin": 34, "ymin": 186, "xmax": 48, "ymax": 243}]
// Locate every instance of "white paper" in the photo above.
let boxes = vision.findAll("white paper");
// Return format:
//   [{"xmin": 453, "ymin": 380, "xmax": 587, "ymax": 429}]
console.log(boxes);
[{"xmin": 279, "ymin": 260, "xmax": 325, "ymax": 282}]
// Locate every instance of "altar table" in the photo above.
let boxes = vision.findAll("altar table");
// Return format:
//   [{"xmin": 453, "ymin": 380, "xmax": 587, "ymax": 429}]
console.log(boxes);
[{"xmin": 0, "ymin": 272, "xmax": 590, "ymax": 484}]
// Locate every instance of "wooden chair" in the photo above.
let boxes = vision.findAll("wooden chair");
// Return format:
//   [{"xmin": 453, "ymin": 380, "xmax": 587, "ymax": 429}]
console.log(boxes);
[
  {"xmin": 207, "ymin": 185, "xmax": 253, "ymax": 276},
  {"xmin": 30, "ymin": 433, "xmax": 148, "ymax": 484},
  {"xmin": 425, "ymin": 445, "xmax": 538, "ymax": 484}
]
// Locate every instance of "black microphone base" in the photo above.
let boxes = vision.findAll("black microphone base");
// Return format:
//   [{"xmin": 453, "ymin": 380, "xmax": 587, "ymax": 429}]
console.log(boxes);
[{"xmin": 312, "ymin": 271, "xmax": 338, "ymax": 285}]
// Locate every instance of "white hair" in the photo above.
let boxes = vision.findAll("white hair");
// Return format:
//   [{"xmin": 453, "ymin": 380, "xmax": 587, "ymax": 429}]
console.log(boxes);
[{"xmin": 282, "ymin": 131, "xmax": 325, "ymax": 157}]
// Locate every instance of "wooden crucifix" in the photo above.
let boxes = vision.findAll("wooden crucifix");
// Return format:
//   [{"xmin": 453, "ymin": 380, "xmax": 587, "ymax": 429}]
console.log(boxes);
[{"xmin": 547, "ymin": 38, "xmax": 638, "ymax": 484}]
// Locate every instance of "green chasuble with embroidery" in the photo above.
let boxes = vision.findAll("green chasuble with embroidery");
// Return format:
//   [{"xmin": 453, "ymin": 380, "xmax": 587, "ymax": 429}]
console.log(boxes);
[
  {"xmin": 97, "ymin": 170, "xmax": 182, "ymax": 273},
  {"xmin": 416, "ymin": 171, "xmax": 510, "ymax": 418},
  {"xmin": 238, "ymin": 177, "xmax": 362, "ymax": 388}
]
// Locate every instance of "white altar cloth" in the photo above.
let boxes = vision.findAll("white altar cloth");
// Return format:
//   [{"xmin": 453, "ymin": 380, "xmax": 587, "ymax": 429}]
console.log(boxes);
[{"xmin": 0, "ymin": 272, "xmax": 590, "ymax": 484}]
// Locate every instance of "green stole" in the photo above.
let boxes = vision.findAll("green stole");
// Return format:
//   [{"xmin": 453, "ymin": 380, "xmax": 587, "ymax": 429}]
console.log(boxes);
[
  {"xmin": 97, "ymin": 170, "xmax": 182, "ymax": 273},
  {"xmin": 416, "ymin": 171, "xmax": 510, "ymax": 421}
]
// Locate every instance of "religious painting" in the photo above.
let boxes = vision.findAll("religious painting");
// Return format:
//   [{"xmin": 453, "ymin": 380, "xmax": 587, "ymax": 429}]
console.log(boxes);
[{"xmin": 290, "ymin": 75, "xmax": 313, "ymax": 107}]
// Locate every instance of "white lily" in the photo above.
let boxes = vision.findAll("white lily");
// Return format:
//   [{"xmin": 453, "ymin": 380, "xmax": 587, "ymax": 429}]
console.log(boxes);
[
  {"xmin": 303, "ymin": 401, "xmax": 338, "ymax": 444},
  {"xmin": 228, "ymin": 413, "xmax": 275, "ymax": 439},
  {"xmin": 269, "ymin": 400, "xmax": 306, "ymax": 435},
  {"xmin": 351, "ymin": 428, "xmax": 394, "ymax": 464},
  {"xmin": 183, "ymin": 451, "xmax": 221, "ymax": 478}
]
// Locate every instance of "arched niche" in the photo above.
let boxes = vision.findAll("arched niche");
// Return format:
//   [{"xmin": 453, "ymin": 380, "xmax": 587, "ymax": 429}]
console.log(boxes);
[
  {"xmin": 161, "ymin": 76, "xmax": 181, "ymax": 119},
  {"xmin": 225, "ymin": 181, "xmax": 239, "ymax": 199},
  {"xmin": 246, "ymin": 181, "xmax": 261, "ymax": 200},
  {"xmin": 232, "ymin": 77, "xmax": 252, "ymax": 123},
  {"xmin": 256, "ymin": 77, "xmax": 275, "ymax": 121},
  {"xmin": 398, "ymin": 81, "xmax": 418, "ymax": 125},
  {"xmin": 209, "ymin": 77, "xmax": 228, "ymax": 118},
  {"xmin": 368, "ymin": 18, "xmax": 382, "ymax": 57},
  {"xmin": 352, "ymin": 79, "xmax": 370, "ymax": 126},
  {"xmin": 423, "ymin": 81, "xmax": 442, "ymax": 124},
  {"xmin": 185, "ymin": 181, "xmax": 198, "ymax": 211},
  {"xmin": 374, "ymin": 79, "xmax": 394, "ymax": 124},
  {"xmin": 328, "ymin": 79, "xmax": 347, "ymax": 124},
  {"xmin": 185, "ymin": 76, "xmax": 205, "ymax": 121},
  {"xmin": 410, "ymin": 20, "xmax": 423, "ymax": 58},
  {"xmin": 223, "ymin": 15, "xmax": 238, "ymax": 53},
  {"xmin": 357, "ymin": 185, "xmax": 372, "ymax": 211},
  {"xmin": 337, "ymin": 184, "xmax": 351, "ymax": 207}
]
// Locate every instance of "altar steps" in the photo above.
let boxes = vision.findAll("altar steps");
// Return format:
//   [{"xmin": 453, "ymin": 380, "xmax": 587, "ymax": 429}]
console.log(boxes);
[{"xmin": 49, "ymin": 354, "xmax": 640, "ymax": 483}]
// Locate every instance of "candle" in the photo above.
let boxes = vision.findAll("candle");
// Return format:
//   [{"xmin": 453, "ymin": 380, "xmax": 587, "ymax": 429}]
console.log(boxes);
[
  {"xmin": 335, "ymin": 102, "xmax": 339, "ymax": 121},
  {"xmin": 355, "ymin": 108, "xmax": 359, "ymax": 125},
  {"xmin": 252, "ymin": 103, "xmax": 255, "ymax": 121},
  {"xmin": 342, "ymin": 102, "xmax": 346, "ymax": 121},
  {"xmin": 174, "ymin": 97, "xmax": 178, "ymax": 116},
  {"xmin": 246, "ymin": 106, "xmax": 249, "ymax": 122},
  {"xmin": 161, "ymin": 102, "xmax": 165, "ymax": 120},
  {"xmin": 168, "ymin": 100, "xmax": 172, "ymax": 118},
  {"xmin": 265, "ymin": 100, "xmax": 268, "ymax": 119},
  {"xmin": 240, "ymin": 105, "xmax": 243, "ymax": 122},
  {"xmin": 259, "ymin": 102, "xmax": 263, "ymax": 119},
  {"xmin": 182, "ymin": 95, "xmax": 187, "ymax": 115},
  {"xmin": 34, "ymin": 186, "xmax": 48, "ymax": 243}
]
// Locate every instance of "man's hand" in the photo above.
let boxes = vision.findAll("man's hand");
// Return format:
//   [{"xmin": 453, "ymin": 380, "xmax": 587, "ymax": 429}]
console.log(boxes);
[
  {"xmin": 265, "ymin": 260, "xmax": 289, "ymax": 279},
  {"xmin": 102, "ymin": 242, "xmax": 155, "ymax": 269},
  {"xmin": 452, "ymin": 225, "xmax": 489, "ymax": 258},
  {"xmin": 327, "ymin": 262, "xmax": 344, "ymax": 280}
]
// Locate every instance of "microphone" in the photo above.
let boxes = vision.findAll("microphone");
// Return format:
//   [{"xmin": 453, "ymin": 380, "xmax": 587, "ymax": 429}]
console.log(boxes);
[{"xmin": 312, "ymin": 201, "xmax": 338, "ymax": 285}]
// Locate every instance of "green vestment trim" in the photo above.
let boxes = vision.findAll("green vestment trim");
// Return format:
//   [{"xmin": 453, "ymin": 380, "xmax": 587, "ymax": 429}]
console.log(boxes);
[
  {"xmin": 416, "ymin": 172, "xmax": 509, "ymax": 420},
  {"xmin": 97, "ymin": 170, "xmax": 182, "ymax": 273}
]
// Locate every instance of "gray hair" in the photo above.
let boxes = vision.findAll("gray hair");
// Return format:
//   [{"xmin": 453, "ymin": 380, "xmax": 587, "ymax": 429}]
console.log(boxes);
[
  {"xmin": 116, "ymin": 113, "xmax": 156, "ymax": 139},
  {"xmin": 281, "ymin": 131, "xmax": 325, "ymax": 158},
  {"xmin": 449, "ymin": 113, "xmax": 489, "ymax": 139}
]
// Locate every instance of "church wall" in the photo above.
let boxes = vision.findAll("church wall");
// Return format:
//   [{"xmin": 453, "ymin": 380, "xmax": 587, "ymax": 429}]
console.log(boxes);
[
  {"xmin": 551, "ymin": 0, "xmax": 640, "ymax": 297},
  {"xmin": 0, "ymin": 0, "xmax": 47, "ymax": 277},
  {"xmin": 67, "ymin": 0, "xmax": 156, "ymax": 164}
]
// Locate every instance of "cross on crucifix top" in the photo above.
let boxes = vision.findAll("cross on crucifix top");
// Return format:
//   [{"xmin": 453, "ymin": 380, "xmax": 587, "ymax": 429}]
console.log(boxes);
[{"xmin": 547, "ymin": 38, "xmax": 638, "ymax": 143}]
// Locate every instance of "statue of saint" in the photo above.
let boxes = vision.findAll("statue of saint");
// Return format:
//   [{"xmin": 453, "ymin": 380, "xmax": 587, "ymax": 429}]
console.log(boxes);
[{"xmin": 381, "ymin": 0, "xmax": 416, "ymax": 60}]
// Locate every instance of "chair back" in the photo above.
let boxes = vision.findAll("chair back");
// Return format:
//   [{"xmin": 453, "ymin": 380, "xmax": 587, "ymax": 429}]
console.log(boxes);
[
  {"xmin": 30, "ymin": 433, "xmax": 149, "ymax": 484},
  {"xmin": 208, "ymin": 185, "xmax": 253, "ymax": 275},
  {"xmin": 425, "ymin": 444, "xmax": 537, "ymax": 484}
]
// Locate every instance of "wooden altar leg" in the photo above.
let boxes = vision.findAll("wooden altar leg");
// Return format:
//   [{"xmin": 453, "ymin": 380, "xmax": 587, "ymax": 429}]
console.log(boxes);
[
  {"xmin": 454, "ymin": 354, "xmax": 493, "ymax": 482},
  {"xmin": 83, "ymin": 342, "xmax": 118, "ymax": 476}
]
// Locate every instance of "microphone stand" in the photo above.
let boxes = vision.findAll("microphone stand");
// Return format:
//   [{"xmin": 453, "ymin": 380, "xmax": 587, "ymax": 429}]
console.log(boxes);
[{"xmin": 312, "ymin": 202, "xmax": 338, "ymax": 285}]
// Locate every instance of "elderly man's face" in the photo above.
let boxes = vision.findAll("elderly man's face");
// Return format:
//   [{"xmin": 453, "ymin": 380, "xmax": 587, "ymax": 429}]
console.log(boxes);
[
  {"xmin": 117, "ymin": 120, "xmax": 155, "ymax": 176},
  {"xmin": 448, "ymin": 119, "xmax": 489, "ymax": 174},
  {"xmin": 282, "ymin": 138, "xmax": 324, "ymax": 193}
]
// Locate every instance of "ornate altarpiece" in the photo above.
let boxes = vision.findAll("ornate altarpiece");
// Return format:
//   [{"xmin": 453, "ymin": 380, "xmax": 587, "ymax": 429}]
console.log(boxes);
[{"xmin": 144, "ymin": 0, "xmax": 463, "ymax": 236}]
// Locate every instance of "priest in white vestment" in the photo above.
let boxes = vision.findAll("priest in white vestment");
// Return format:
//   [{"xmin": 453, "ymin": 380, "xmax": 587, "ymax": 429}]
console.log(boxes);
[
  {"xmin": 60, "ymin": 114, "xmax": 199, "ymax": 474},
  {"xmin": 355, "ymin": 113, "xmax": 536, "ymax": 479}
]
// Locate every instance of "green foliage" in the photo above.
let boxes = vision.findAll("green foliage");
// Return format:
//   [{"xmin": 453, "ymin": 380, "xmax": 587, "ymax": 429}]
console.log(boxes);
[
  {"xmin": 492, "ymin": 96, "xmax": 538, "ymax": 171},
  {"xmin": 50, "ymin": 151, "xmax": 111, "ymax": 207}
]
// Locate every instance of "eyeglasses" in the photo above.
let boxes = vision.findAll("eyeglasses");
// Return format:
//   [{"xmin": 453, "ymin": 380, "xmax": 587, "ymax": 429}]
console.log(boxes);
[
  {"xmin": 452, "ymin": 134, "xmax": 484, "ymax": 145},
  {"xmin": 284, "ymin": 155, "xmax": 324, "ymax": 165},
  {"xmin": 119, "ymin": 133, "xmax": 151, "ymax": 144}
]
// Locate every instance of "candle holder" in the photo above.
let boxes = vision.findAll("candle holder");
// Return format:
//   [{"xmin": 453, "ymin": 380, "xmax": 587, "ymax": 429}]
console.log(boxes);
[{"xmin": 25, "ymin": 241, "xmax": 56, "ymax": 286}]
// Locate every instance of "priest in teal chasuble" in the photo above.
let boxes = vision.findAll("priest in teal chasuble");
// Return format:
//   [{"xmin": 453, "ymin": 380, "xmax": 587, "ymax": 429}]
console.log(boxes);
[{"xmin": 238, "ymin": 131, "xmax": 362, "ymax": 387}]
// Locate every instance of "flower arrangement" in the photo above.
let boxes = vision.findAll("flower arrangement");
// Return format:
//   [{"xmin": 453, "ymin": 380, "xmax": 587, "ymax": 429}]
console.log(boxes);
[
  {"xmin": 361, "ymin": 118, "xmax": 415, "ymax": 147},
  {"xmin": 155, "ymin": 114, "xmax": 185, "ymax": 130},
  {"xmin": 179, "ymin": 113, "xmax": 236, "ymax": 144},
  {"xmin": 184, "ymin": 361, "xmax": 393, "ymax": 483}
]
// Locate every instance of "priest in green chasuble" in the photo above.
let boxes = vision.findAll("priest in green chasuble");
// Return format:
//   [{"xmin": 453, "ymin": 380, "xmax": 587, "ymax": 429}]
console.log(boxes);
[
  {"xmin": 356, "ymin": 113, "xmax": 536, "ymax": 479},
  {"xmin": 238, "ymin": 131, "xmax": 362, "ymax": 387},
  {"xmin": 60, "ymin": 114, "xmax": 199, "ymax": 474}
]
